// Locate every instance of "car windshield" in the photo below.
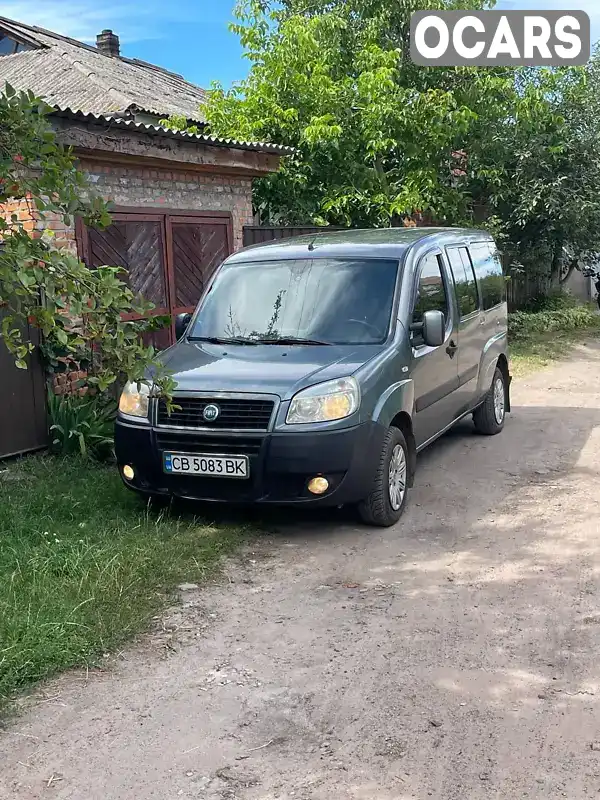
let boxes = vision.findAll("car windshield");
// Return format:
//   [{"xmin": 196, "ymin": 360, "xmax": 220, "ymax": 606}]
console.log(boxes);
[{"xmin": 189, "ymin": 258, "xmax": 399, "ymax": 345}]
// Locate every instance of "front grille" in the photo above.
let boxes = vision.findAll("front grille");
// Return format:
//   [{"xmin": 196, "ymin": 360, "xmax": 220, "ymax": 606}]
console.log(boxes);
[
  {"xmin": 155, "ymin": 432, "xmax": 263, "ymax": 457},
  {"xmin": 157, "ymin": 397, "xmax": 275, "ymax": 431}
]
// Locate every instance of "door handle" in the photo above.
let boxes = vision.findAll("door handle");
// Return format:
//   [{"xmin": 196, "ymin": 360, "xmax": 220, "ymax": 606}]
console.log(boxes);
[{"xmin": 446, "ymin": 340, "xmax": 458, "ymax": 358}]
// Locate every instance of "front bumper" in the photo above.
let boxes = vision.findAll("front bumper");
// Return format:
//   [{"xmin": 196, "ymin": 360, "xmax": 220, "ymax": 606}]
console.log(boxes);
[{"xmin": 115, "ymin": 419, "xmax": 387, "ymax": 507}]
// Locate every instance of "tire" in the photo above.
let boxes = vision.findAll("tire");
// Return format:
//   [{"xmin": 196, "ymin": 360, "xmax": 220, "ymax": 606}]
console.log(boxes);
[
  {"xmin": 357, "ymin": 427, "xmax": 409, "ymax": 527},
  {"xmin": 473, "ymin": 366, "xmax": 506, "ymax": 436}
]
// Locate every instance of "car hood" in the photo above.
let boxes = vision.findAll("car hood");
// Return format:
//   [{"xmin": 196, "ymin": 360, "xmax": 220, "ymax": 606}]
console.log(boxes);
[{"xmin": 160, "ymin": 340, "xmax": 382, "ymax": 400}]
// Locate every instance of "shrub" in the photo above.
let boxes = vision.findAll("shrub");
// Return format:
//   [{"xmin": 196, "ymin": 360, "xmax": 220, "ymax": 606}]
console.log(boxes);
[
  {"xmin": 522, "ymin": 289, "xmax": 581, "ymax": 313},
  {"xmin": 508, "ymin": 305, "xmax": 600, "ymax": 341},
  {"xmin": 47, "ymin": 391, "xmax": 116, "ymax": 460}
]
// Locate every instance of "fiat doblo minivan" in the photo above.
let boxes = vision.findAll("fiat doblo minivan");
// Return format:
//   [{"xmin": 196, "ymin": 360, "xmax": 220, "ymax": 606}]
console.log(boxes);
[{"xmin": 116, "ymin": 228, "xmax": 510, "ymax": 527}]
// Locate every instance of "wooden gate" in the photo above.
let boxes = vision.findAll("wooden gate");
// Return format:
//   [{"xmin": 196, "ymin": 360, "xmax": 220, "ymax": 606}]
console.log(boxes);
[
  {"xmin": 78, "ymin": 209, "xmax": 232, "ymax": 348},
  {"xmin": 167, "ymin": 216, "xmax": 230, "ymax": 318},
  {"xmin": 0, "ymin": 312, "xmax": 48, "ymax": 458}
]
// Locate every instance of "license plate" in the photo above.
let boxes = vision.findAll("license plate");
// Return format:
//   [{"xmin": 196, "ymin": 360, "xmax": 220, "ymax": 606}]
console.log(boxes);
[{"xmin": 163, "ymin": 452, "xmax": 249, "ymax": 479}]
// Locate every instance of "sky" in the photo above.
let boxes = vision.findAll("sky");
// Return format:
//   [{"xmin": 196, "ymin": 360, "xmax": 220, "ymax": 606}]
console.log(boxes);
[{"xmin": 0, "ymin": 0, "xmax": 599, "ymax": 91}]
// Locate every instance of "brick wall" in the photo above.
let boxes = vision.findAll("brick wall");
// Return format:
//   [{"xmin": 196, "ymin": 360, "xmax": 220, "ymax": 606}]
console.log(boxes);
[
  {"xmin": 2, "ymin": 162, "xmax": 255, "ymax": 253},
  {"xmin": 0, "ymin": 195, "xmax": 37, "ymax": 234},
  {"xmin": 33, "ymin": 209, "xmax": 78, "ymax": 254},
  {"xmin": 79, "ymin": 159, "xmax": 254, "ymax": 250},
  {"xmin": 1, "ymin": 196, "xmax": 78, "ymax": 254}
]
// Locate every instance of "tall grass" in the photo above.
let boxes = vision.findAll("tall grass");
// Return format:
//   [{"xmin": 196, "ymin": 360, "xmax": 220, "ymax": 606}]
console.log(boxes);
[
  {"xmin": 0, "ymin": 456, "xmax": 246, "ymax": 708},
  {"xmin": 509, "ymin": 300, "xmax": 600, "ymax": 375},
  {"xmin": 46, "ymin": 391, "xmax": 116, "ymax": 459}
]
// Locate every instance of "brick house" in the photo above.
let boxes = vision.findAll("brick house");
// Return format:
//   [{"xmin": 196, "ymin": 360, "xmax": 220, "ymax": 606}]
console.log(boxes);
[{"xmin": 0, "ymin": 15, "xmax": 290, "ymax": 350}]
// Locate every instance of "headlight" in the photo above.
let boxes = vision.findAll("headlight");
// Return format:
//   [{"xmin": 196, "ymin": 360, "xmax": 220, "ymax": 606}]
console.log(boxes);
[
  {"xmin": 119, "ymin": 381, "xmax": 150, "ymax": 418},
  {"xmin": 286, "ymin": 377, "xmax": 360, "ymax": 424}
]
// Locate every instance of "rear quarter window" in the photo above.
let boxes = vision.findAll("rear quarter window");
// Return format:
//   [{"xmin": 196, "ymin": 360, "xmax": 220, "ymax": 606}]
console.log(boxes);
[{"xmin": 469, "ymin": 241, "xmax": 505, "ymax": 310}]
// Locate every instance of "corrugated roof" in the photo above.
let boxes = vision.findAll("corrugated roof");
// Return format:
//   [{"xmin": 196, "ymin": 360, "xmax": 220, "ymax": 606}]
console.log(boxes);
[
  {"xmin": 0, "ymin": 15, "xmax": 208, "ymax": 122},
  {"xmin": 53, "ymin": 108, "xmax": 295, "ymax": 156}
]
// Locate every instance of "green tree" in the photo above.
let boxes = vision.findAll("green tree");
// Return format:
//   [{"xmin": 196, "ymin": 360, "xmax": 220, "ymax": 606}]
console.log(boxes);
[
  {"xmin": 203, "ymin": 0, "xmax": 514, "ymax": 227},
  {"xmin": 195, "ymin": 0, "xmax": 600, "ymax": 299},
  {"xmin": 0, "ymin": 86, "xmax": 175, "ymax": 396},
  {"xmin": 475, "ymin": 61, "xmax": 600, "ymax": 288},
  {"xmin": 158, "ymin": 113, "xmax": 200, "ymax": 135}
]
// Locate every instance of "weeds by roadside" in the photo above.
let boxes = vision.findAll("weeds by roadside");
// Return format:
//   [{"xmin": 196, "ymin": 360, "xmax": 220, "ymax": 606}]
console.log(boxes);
[
  {"xmin": 509, "ymin": 303, "xmax": 600, "ymax": 376},
  {"xmin": 47, "ymin": 390, "xmax": 116, "ymax": 459},
  {"xmin": 0, "ymin": 456, "xmax": 246, "ymax": 710}
]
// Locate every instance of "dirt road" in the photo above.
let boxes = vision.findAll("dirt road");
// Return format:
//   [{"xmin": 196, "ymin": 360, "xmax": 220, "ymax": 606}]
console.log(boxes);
[{"xmin": 4, "ymin": 344, "xmax": 600, "ymax": 799}]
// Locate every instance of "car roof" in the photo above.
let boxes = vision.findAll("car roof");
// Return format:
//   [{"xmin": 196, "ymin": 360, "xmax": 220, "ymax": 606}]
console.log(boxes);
[{"xmin": 227, "ymin": 227, "xmax": 494, "ymax": 264}]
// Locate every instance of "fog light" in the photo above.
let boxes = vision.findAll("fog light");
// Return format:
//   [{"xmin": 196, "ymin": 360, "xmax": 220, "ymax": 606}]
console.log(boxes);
[
  {"xmin": 123, "ymin": 464, "xmax": 135, "ymax": 481},
  {"xmin": 307, "ymin": 476, "xmax": 329, "ymax": 495}
]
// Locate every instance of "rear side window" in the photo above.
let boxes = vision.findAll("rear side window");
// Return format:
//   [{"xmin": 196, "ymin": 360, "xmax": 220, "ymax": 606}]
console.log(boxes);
[
  {"xmin": 469, "ymin": 241, "xmax": 505, "ymax": 309},
  {"xmin": 446, "ymin": 247, "xmax": 478, "ymax": 317},
  {"xmin": 412, "ymin": 253, "xmax": 449, "ymax": 324}
]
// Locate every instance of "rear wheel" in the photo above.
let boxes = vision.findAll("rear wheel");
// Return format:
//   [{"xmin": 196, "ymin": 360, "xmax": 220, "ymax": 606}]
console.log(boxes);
[
  {"xmin": 358, "ymin": 427, "xmax": 409, "ymax": 527},
  {"xmin": 473, "ymin": 366, "xmax": 506, "ymax": 435}
]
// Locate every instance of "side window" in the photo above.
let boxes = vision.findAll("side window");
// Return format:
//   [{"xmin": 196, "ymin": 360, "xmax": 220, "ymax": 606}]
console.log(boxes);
[
  {"xmin": 469, "ymin": 241, "xmax": 505, "ymax": 310},
  {"xmin": 412, "ymin": 254, "xmax": 449, "ymax": 342},
  {"xmin": 446, "ymin": 247, "xmax": 478, "ymax": 317}
]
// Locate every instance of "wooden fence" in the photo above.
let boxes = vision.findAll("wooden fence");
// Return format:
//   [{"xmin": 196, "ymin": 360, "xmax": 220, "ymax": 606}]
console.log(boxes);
[
  {"xmin": 505, "ymin": 271, "xmax": 550, "ymax": 311},
  {"xmin": 0, "ymin": 311, "xmax": 48, "ymax": 459},
  {"xmin": 243, "ymin": 225, "xmax": 345, "ymax": 247}
]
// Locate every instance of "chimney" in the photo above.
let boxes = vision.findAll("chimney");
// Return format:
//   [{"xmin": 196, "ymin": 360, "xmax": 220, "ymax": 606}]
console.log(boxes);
[{"xmin": 96, "ymin": 29, "xmax": 120, "ymax": 57}]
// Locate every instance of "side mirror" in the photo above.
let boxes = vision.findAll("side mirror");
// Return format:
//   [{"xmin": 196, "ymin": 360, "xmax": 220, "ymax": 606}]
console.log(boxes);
[
  {"xmin": 175, "ymin": 312, "xmax": 192, "ymax": 341},
  {"xmin": 422, "ymin": 310, "xmax": 445, "ymax": 347}
]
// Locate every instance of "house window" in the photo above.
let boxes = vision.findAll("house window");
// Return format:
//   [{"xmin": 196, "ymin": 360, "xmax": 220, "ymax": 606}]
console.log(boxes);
[
  {"xmin": 77, "ymin": 210, "xmax": 232, "ymax": 348},
  {"xmin": 0, "ymin": 34, "xmax": 33, "ymax": 55}
]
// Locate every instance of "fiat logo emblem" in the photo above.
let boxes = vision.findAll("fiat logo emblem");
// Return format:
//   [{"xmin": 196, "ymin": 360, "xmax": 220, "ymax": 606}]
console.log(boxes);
[{"xmin": 202, "ymin": 403, "xmax": 220, "ymax": 422}]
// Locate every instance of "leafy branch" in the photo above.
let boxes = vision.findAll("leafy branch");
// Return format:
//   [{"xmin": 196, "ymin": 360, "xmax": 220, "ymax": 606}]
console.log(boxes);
[{"xmin": 0, "ymin": 85, "xmax": 176, "ymax": 399}]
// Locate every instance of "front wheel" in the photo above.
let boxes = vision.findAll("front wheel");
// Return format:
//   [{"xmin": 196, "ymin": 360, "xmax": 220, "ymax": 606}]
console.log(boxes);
[
  {"xmin": 357, "ymin": 427, "xmax": 409, "ymax": 527},
  {"xmin": 473, "ymin": 366, "xmax": 506, "ymax": 435}
]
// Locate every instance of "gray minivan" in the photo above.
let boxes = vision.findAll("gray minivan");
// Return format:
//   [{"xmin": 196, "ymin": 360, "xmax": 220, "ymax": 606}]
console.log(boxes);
[{"xmin": 116, "ymin": 228, "xmax": 510, "ymax": 527}]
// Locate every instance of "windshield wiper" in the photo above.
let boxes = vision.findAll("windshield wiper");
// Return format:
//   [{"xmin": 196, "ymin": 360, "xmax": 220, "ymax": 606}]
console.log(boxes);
[
  {"xmin": 189, "ymin": 334, "xmax": 331, "ymax": 346},
  {"xmin": 253, "ymin": 336, "xmax": 332, "ymax": 346},
  {"xmin": 188, "ymin": 336, "xmax": 258, "ymax": 346}
]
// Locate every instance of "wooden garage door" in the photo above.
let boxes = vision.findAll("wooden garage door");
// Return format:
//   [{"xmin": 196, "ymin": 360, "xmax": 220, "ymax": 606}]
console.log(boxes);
[
  {"xmin": 168, "ymin": 217, "xmax": 230, "ymax": 316},
  {"xmin": 79, "ymin": 211, "xmax": 232, "ymax": 348},
  {"xmin": 87, "ymin": 219, "xmax": 168, "ymax": 308}
]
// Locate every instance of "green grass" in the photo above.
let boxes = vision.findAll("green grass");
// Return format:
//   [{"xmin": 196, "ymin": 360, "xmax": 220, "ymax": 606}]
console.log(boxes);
[
  {"xmin": 509, "ymin": 307, "xmax": 600, "ymax": 377},
  {"xmin": 0, "ymin": 456, "xmax": 247, "ymax": 709},
  {"xmin": 510, "ymin": 326, "xmax": 600, "ymax": 376}
]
